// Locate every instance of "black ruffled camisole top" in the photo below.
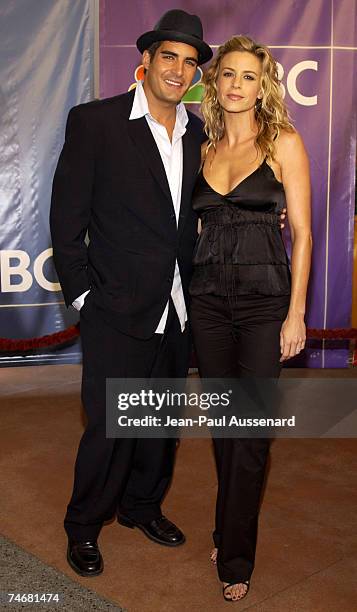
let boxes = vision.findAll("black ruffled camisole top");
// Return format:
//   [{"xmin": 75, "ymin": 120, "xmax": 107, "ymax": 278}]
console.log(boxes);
[{"xmin": 189, "ymin": 160, "xmax": 291, "ymax": 297}]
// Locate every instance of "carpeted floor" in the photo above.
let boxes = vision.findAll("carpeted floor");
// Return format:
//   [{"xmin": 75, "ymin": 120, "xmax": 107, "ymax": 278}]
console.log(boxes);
[
  {"xmin": 1, "ymin": 365, "xmax": 357, "ymax": 611},
  {"xmin": 0, "ymin": 534, "xmax": 124, "ymax": 611}
]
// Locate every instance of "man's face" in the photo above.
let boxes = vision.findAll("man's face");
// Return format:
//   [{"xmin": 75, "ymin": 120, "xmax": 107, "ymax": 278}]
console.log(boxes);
[{"xmin": 142, "ymin": 40, "xmax": 198, "ymax": 106}]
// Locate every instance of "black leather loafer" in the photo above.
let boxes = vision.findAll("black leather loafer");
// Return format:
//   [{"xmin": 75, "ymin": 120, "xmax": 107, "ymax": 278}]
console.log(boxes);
[
  {"xmin": 118, "ymin": 513, "xmax": 185, "ymax": 547},
  {"xmin": 67, "ymin": 540, "xmax": 104, "ymax": 577}
]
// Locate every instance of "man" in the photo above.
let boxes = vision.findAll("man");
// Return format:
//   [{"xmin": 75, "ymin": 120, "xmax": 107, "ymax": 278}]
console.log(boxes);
[{"xmin": 50, "ymin": 10, "xmax": 213, "ymax": 577}]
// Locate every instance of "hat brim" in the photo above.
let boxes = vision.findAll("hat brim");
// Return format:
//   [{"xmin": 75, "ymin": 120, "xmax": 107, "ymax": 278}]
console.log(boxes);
[{"xmin": 136, "ymin": 30, "xmax": 213, "ymax": 65}]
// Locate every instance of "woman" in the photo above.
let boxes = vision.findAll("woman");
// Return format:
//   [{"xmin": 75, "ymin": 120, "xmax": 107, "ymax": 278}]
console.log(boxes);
[{"xmin": 190, "ymin": 36, "xmax": 312, "ymax": 601}]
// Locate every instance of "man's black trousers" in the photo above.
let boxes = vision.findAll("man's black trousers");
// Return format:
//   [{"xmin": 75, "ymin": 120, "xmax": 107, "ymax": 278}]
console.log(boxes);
[{"xmin": 64, "ymin": 298, "xmax": 190, "ymax": 542}]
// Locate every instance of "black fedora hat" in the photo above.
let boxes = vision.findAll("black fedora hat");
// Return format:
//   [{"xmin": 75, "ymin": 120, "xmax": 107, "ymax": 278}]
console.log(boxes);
[{"xmin": 136, "ymin": 9, "xmax": 213, "ymax": 65}]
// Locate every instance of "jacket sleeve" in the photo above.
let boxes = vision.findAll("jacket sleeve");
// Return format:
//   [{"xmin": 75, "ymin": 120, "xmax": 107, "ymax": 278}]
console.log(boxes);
[{"xmin": 49, "ymin": 105, "xmax": 95, "ymax": 307}]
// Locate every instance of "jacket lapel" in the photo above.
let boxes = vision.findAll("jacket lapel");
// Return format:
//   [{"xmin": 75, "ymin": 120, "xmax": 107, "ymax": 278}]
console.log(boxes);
[
  {"xmin": 119, "ymin": 91, "xmax": 200, "ymax": 233},
  {"xmin": 178, "ymin": 125, "xmax": 200, "ymax": 234},
  {"xmin": 127, "ymin": 116, "xmax": 173, "ymax": 205}
]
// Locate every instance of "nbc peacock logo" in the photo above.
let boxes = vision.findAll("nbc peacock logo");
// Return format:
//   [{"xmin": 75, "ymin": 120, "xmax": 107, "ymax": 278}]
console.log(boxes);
[{"xmin": 128, "ymin": 65, "xmax": 204, "ymax": 104}]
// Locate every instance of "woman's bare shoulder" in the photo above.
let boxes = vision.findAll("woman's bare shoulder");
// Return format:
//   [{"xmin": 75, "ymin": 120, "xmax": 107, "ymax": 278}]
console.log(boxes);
[
  {"xmin": 275, "ymin": 128, "xmax": 305, "ymax": 152},
  {"xmin": 275, "ymin": 129, "xmax": 308, "ymax": 166}
]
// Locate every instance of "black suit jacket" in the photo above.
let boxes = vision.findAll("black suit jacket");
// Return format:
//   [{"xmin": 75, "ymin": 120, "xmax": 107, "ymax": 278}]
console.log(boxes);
[{"xmin": 50, "ymin": 90, "xmax": 204, "ymax": 339}]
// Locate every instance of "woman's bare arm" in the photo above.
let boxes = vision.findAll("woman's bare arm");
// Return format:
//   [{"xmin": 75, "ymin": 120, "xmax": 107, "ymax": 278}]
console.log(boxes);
[{"xmin": 276, "ymin": 130, "xmax": 312, "ymax": 360}]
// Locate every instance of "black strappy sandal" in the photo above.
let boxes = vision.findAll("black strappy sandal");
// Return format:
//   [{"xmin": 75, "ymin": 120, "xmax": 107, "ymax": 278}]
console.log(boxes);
[{"xmin": 223, "ymin": 580, "xmax": 250, "ymax": 602}]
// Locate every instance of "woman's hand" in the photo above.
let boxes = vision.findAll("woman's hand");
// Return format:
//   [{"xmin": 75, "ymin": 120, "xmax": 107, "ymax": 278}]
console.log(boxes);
[
  {"xmin": 280, "ymin": 312, "xmax": 306, "ymax": 361},
  {"xmin": 280, "ymin": 207, "xmax": 286, "ymax": 230}
]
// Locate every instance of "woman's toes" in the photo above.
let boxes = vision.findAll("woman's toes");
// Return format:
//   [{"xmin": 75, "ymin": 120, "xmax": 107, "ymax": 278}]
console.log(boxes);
[
  {"xmin": 225, "ymin": 582, "xmax": 248, "ymax": 601},
  {"xmin": 210, "ymin": 547, "xmax": 218, "ymax": 563}
]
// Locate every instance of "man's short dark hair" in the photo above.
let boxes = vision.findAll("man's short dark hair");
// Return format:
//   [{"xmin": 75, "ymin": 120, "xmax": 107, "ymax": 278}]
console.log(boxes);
[
  {"xmin": 147, "ymin": 41, "xmax": 162, "ymax": 59},
  {"xmin": 143, "ymin": 41, "xmax": 162, "ymax": 74}
]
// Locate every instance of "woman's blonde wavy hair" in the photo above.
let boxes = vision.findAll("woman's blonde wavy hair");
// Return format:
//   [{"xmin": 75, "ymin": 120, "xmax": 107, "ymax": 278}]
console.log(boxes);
[{"xmin": 201, "ymin": 35, "xmax": 294, "ymax": 161}]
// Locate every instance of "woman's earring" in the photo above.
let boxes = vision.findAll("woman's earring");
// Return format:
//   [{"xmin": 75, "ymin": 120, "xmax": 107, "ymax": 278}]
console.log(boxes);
[{"xmin": 255, "ymin": 96, "xmax": 262, "ymax": 110}]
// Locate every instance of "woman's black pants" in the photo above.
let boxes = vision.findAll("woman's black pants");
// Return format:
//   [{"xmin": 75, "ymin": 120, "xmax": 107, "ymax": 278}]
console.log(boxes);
[{"xmin": 190, "ymin": 293, "xmax": 290, "ymax": 584}]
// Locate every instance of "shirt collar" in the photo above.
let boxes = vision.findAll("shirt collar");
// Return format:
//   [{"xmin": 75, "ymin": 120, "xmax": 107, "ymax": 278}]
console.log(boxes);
[{"xmin": 129, "ymin": 80, "xmax": 188, "ymax": 130}]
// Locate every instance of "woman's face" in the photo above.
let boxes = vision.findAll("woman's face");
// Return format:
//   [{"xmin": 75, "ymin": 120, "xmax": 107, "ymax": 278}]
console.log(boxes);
[{"xmin": 216, "ymin": 51, "xmax": 262, "ymax": 114}]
